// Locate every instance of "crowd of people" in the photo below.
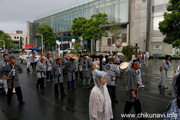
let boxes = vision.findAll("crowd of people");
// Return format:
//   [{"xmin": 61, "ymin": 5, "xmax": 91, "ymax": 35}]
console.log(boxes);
[{"xmin": 0, "ymin": 50, "xmax": 180, "ymax": 120}]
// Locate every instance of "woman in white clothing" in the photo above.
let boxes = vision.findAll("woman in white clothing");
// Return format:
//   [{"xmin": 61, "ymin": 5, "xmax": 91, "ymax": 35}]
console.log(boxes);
[{"xmin": 89, "ymin": 69, "xmax": 113, "ymax": 120}]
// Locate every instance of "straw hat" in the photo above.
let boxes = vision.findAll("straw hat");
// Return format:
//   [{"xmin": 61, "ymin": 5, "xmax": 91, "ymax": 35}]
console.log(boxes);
[
  {"xmin": 55, "ymin": 57, "xmax": 62, "ymax": 61},
  {"xmin": 69, "ymin": 54, "xmax": 78, "ymax": 60},
  {"xmin": 119, "ymin": 62, "xmax": 129, "ymax": 70}
]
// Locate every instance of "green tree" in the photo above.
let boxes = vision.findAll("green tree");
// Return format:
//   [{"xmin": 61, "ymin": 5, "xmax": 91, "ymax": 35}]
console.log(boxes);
[
  {"xmin": 83, "ymin": 13, "xmax": 109, "ymax": 52},
  {"xmin": 74, "ymin": 42, "xmax": 80, "ymax": 54},
  {"xmin": 0, "ymin": 30, "xmax": 13, "ymax": 49},
  {"xmin": 109, "ymin": 18, "xmax": 122, "ymax": 42},
  {"xmin": 37, "ymin": 25, "xmax": 56, "ymax": 50},
  {"xmin": 13, "ymin": 45, "xmax": 18, "ymax": 50},
  {"xmin": 72, "ymin": 13, "xmax": 109, "ymax": 52},
  {"xmin": 72, "ymin": 17, "xmax": 87, "ymax": 39},
  {"xmin": 159, "ymin": 0, "xmax": 180, "ymax": 47},
  {"xmin": 122, "ymin": 45, "xmax": 133, "ymax": 61}
]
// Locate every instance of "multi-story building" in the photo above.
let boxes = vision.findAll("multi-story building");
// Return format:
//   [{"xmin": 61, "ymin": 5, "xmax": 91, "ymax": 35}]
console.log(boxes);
[
  {"xmin": 29, "ymin": 0, "xmax": 174, "ymax": 55},
  {"xmin": 8, "ymin": 30, "xmax": 27, "ymax": 49}
]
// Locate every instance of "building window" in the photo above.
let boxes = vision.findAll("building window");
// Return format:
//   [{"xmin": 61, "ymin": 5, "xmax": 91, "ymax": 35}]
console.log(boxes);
[
  {"xmin": 152, "ymin": 45, "xmax": 162, "ymax": 50},
  {"xmin": 14, "ymin": 37, "xmax": 16, "ymax": 39},
  {"xmin": 153, "ymin": 16, "xmax": 164, "ymax": 30},
  {"xmin": 152, "ymin": 5, "xmax": 164, "ymax": 12},
  {"xmin": 107, "ymin": 38, "xmax": 111, "ymax": 47},
  {"xmin": 17, "ymin": 37, "xmax": 19, "ymax": 39},
  {"xmin": 142, "ymin": 0, "xmax": 146, "ymax": 3},
  {"xmin": 112, "ymin": 37, "xmax": 115, "ymax": 45},
  {"xmin": 122, "ymin": 34, "xmax": 127, "ymax": 43}
]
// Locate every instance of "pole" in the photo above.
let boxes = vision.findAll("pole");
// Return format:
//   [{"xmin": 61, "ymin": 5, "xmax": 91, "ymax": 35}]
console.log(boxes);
[
  {"xmin": 37, "ymin": 33, "xmax": 43, "ymax": 53},
  {"xmin": 111, "ymin": 38, "xmax": 112, "ymax": 55},
  {"xmin": 0, "ymin": 40, "xmax": 5, "ymax": 52}
]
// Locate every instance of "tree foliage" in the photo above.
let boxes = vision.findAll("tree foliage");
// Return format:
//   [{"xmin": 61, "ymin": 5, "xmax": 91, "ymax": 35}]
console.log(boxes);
[
  {"xmin": 159, "ymin": 0, "xmax": 180, "ymax": 47},
  {"xmin": 83, "ymin": 13, "xmax": 109, "ymax": 41},
  {"xmin": 37, "ymin": 25, "xmax": 56, "ymax": 48},
  {"xmin": 74, "ymin": 42, "xmax": 80, "ymax": 54},
  {"xmin": 72, "ymin": 13, "xmax": 109, "ymax": 52},
  {"xmin": 122, "ymin": 45, "xmax": 133, "ymax": 61},
  {"xmin": 72, "ymin": 17, "xmax": 87, "ymax": 39},
  {"xmin": 0, "ymin": 30, "xmax": 13, "ymax": 48},
  {"xmin": 109, "ymin": 19, "xmax": 122, "ymax": 40}
]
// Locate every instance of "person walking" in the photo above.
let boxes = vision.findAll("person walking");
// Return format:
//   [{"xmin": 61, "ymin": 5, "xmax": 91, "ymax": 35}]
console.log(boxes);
[
  {"xmin": 124, "ymin": 59, "xmax": 144, "ymax": 120},
  {"xmin": 65, "ymin": 54, "xmax": 78, "ymax": 91},
  {"xmin": 82, "ymin": 53, "xmax": 93, "ymax": 89},
  {"xmin": 159, "ymin": 55, "xmax": 171, "ymax": 89},
  {"xmin": 0, "ymin": 54, "xmax": 9, "ymax": 94},
  {"xmin": 3, "ymin": 56, "xmax": 25, "ymax": 105},
  {"xmin": 52, "ymin": 57, "xmax": 66, "ymax": 96},
  {"xmin": 36, "ymin": 57, "xmax": 46, "ymax": 89},
  {"xmin": 89, "ymin": 69, "xmax": 113, "ymax": 120},
  {"xmin": 45, "ymin": 54, "xmax": 53, "ymax": 82},
  {"xmin": 104, "ymin": 56, "xmax": 120, "ymax": 103}
]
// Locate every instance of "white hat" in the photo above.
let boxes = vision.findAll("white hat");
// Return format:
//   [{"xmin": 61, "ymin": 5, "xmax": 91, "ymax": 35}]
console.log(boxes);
[{"xmin": 119, "ymin": 62, "xmax": 129, "ymax": 70}]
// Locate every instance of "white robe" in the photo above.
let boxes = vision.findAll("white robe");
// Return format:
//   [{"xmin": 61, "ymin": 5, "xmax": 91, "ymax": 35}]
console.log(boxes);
[{"xmin": 89, "ymin": 70, "xmax": 113, "ymax": 120}]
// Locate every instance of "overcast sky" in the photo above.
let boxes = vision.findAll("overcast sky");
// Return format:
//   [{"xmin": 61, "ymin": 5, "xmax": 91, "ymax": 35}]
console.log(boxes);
[{"xmin": 0, "ymin": 0, "xmax": 76, "ymax": 34}]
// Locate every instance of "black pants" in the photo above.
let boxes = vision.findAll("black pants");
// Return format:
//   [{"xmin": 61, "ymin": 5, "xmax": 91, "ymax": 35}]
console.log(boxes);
[
  {"xmin": 124, "ymin": 99, "xmax": 142, "ymax": 120},
  {"xmin": 36, "ymin": 78, "xmax": 44, "ymax": 89},
  {"xmin": 46, "ymin": 71, "xmax": 53, "ymax": 80},
  {"xmin": 7, "ymin": 87, "xmax": 23, "ymax": 103},
  {"xmin": 75, "ymin": 71, "xmax": 83, "ymax": 81},
  {"xmin": 75, "ymin": 71, "xmax": 78, "ymax": 81},
  {"xmin": 31, "ymin": 62, "xmax": 37, "ymax": 70},
  {"xmin": 107, "ymin": 85, "xmax": 116, "ymax": 103},
  {"xmin": 79, "ymin": 71, "xmax": 83, "ymax": 80},
  {"xmin": 54, "ymin": 83, "xmax": 65, "ymax": 94}
]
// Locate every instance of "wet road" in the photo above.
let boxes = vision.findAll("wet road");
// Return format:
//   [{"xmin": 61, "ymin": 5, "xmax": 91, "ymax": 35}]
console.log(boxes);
[{"xmin": 0, "ymin": 58, "xmax": 179, "ymax": 120}]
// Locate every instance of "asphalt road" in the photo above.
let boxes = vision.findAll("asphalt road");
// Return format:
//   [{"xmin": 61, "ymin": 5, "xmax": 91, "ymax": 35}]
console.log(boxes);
[{"xmin": 0, "ymin": 58, "xmax": 178, "ymax": 120}]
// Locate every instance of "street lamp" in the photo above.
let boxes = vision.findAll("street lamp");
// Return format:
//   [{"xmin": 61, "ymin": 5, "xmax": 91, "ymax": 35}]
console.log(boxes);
[
  {"xmin": 36, "ymin": 33, "xmax": 43, "ymax": 53},
  {"xmin": 0, "ymin": 40, "xmax": 5, "ymax": 52}
]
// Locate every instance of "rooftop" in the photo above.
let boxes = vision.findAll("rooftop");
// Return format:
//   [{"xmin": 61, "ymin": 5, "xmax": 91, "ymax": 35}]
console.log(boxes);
[{"xmin": 34, "ymin": 0, "xmax": 95, "ymax": 21}]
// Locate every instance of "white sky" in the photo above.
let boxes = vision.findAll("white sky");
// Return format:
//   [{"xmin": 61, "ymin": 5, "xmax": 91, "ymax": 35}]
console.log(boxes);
[{"xmin": 0, "ymin": 0, "xmax": 76, "ymax": 34}]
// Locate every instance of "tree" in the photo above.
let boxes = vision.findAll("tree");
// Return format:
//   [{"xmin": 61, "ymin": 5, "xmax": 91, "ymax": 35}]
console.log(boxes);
[
  {"xmin": 72, "ymin": 17, "xmax": 87, "ymax": 53},
  {"xmin": 72, "ymin": 13, "xmax": 109, "ymax": 52},
  {"xmin": 37, "ymin": 25, "xmax": 56, "ymax": 50},
  {"xmin": 122, "ymin": 45, "xmax": 133, "ymax": 61},
  {"xmin": 74, "ymin": 42, "xmax": 80, "ymax": 54},
  {"xmin": 109, "ymin": 19, "xmax": 122, "ymax": 42},
  {"xmin": 0, "ymin": 30, "xmax": 13, "ymax": 49},
  {"xmin": 159, "ymin": 0, "xmax": 180, "ymax": 47},
  {"xmin": 83, "ymin": 13, "xmax": 109, "ymax": 52},
  {"xmin": 72, "ymin": 17, "xmax": 87, "ymax": 39}
]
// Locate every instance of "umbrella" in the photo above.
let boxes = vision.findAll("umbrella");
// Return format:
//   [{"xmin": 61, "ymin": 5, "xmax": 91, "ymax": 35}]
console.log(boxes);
[
  {"xmin": 29, "ymin": 47, "xmax": 41, "ymax": 52},
  {"xmin": 131, "ymin": 46, "xmax": 139, "ymax": 49}
]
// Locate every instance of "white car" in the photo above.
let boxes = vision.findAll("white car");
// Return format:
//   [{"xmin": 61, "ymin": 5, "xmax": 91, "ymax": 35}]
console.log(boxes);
[{"xmin": 19, "ymin": 51, "xmax": 40, "ymax": 63}]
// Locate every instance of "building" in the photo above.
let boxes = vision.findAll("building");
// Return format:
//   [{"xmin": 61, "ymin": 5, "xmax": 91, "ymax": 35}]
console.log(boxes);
[
  {"xmin": 29, "ymin": 0, "xmax": 174, "ymax": 55},
  {"xmin": 8, "ymin": 30, "xmax": 27, "ymax": 49}
]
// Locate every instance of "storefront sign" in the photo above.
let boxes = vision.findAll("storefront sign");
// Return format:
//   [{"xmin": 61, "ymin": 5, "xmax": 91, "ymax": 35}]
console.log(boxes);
[{"xmin": 25, "ymin": 43, "xmax": 35, "ymax": 50}]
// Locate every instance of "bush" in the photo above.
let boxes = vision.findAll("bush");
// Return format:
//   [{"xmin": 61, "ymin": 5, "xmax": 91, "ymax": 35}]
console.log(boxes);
[{"xmin": 122, "ymin": 45, "xmax": 133, "ymax": 61}]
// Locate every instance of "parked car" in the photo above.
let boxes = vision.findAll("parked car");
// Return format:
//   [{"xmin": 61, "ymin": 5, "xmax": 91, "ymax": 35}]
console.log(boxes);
[
  {"xmin": 12, "ymin": 49, "xmax": 20, "ymax": 53},
  {"xmin": 0, "ymin": 50, "xmax": 5, "ymax": 53},
  {"xmin": 8, "ymin": 49, "xmax": 13, "ymax": 53},
  {"xmin": 19, "ymin": 51, "xmax": 40, "ymax": 63}
]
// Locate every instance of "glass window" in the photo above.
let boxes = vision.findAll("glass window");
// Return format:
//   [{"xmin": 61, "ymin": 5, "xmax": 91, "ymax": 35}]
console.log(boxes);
[
  {"xmin": 120, "ymin": 1, "xmax": 127, "ymax": 22},
  {"xmin": 107, "ymin": 38, "xmax": 111, "ymax": 47},
  {"xmin": 153, "ymin": 0, "xmax": 164, "ymax": 5},
  {"xmin": 152, "ymin": 4, "xmax": 164, "ymax": 12},
  {"xmin": 153, "ymin": 16, "xmax": 164, "ymax": 30},
  {"xmin": 122, "ymin": 34, "xmax": 127, "ymax": 42}
]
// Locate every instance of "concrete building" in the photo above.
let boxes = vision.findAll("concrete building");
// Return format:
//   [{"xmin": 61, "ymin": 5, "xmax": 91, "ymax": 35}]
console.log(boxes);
[
  {"xmin": 8, "ymin": 30, "xmax": 27, "ymax": 49},
  {"xmin": 28, "ymin": 0, "xmax": 173, "ymax": 55}
]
